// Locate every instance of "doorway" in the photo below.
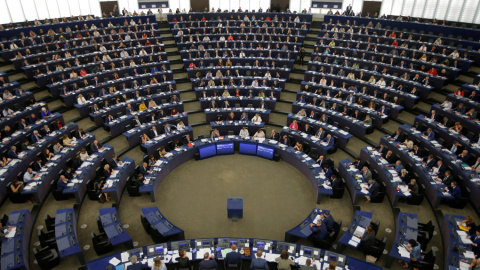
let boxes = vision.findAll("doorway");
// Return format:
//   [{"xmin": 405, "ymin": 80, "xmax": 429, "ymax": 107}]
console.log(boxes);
[
  {"xmin": 190, "ymin": 0, "xmax": 209, "ymax": 12},
  {"xmin": 100, "ymin": 1, "xmax": 119, "ymax": 16},
  {"xmin": 271, "ymin": 0, "xmax": 289, "ymax": 11},
  {"xmin": 362, "ymin": 1, "xmax": 381, "ymax": 16}
]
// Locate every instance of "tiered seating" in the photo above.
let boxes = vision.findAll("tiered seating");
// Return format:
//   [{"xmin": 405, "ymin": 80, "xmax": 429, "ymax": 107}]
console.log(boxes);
[{"xmin": 171, "ymin": 13, "xmax": 311, "ymax": 138}]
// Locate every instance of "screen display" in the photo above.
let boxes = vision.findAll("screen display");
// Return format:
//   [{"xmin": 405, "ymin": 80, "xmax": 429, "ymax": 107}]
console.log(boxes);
[
  {"xmin": 280, "ymin": 245, "xmax": 288, "ymax": 251},
  {"xmin": 239, "ymin": 142, "xmax": 257, "ymax": 155},
  {"xmin": 304, "ymin": 248, "xmax": 312, "ymax": 255},
  {"xmin": 257, "ymin": 145, "xmax": 274, "ymax": 160},
  {"xmin": 256, "ymin": 242, "xmax": 265, "ymax": 248},
  {"xmin": 216, "ymin": 142, "xmax": 234, "ymax": 155},
  {"xmin": 328, "ymin": 254, "xmax": 337, "ymax": 262},
  {"xmin": 155, "ymin": 246, "xmax": 164, "ymax": 253},
  {"xmin": 130, "ymin": 251, "xmax": 140, "ymax": 258},
  {"xmin": 203, "ymin": 241, "xmax": 211, "ymax": 246},
  {"xmin": 199, "ymin": 145, "xmax": 216, "ymax": 159},
  {"xmin": 179, "ymin": 243, "xmax": 188, "ymax": 249},
  {"xmin": 230, "ymin": 241, "xmax": 238, "ymax": 246}
]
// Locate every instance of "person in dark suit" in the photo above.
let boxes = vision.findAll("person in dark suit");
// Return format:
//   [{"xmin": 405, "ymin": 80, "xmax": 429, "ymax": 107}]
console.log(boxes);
[
  {"xmin": 280, "ymin": 135, "xmax": 290, "ymax": 145},
  {"xmin": 308, "ymin": 110, "xmax": 317, "ymax": 120},
  {"xmin": 304, "ymin": 124, "xmax": 313, "ymax": 135},
  {"xmin": 164, "ymin": 123, "xmax": 172, "ymax": 135},
  {"xmin": 31, "ymin": 130, "xmax": 42, "ymax": 143},
  {"xmin": 433, "ymin": 160, "xmax": 446, "ymax": 178},
  {"xmin": 109, "ymin": 155, "xmax": 122, "ymax": 169},
  {"xmin": 330, "ymin": 175, "xmax": 341, "ymax": 190},
  {"xmin": 75, "ymin": 128, "xmax": 87, "ymax": 139},
  {"xmin": 469, "ymin": 229, "xmax": 480, "ymax": 255},
  {"xmin": 324, "ymin": 165, "xmax": 333, "ymax": 179},
  {"xmin": 225, "ymin": 244, "xmax": 242, "ymax": 267},
  {"xmin": 358, "ymin": 226, "xmax": 376, "ymax": 254},
  {"xmin": 183, "ymin": 134, "xmax": 193, "ymax": 145},
  {"xmin": 438, "ymin": 170, "xmax": 453, "ymax": 185},
  {"xmin": 56, "ymin": 175, "xmax": 69, "ymax": 191},
  {"xmin": 422, "ymin": 128, "xmax": 435, "ymax": 140},
  {"xmin": 126, "ymin": 255, "xmax": 147, "ymax": 270},
  {"xmin": 150, "ymin": 126, "xmax": 160, "ymax": 138},
  {"xmin": 385, "ymin": 151, "xmax": 396, "ymax": 164},
  {"xmin": 270, "ymin": 129, "xmax": 280, "ymax": 141},
  {"xmin": 322, "ymin": 211, "xmax": 335, "ymax": 231},
  {"xmin": 199, "ymin": 253, "xmax": 217, "ymax": 270},
  {"xmin": 377, "ymin": 144, "xmax": 387, "ymax": 157},
  {"xmin": 365, "ymin": 180, "xmax": 379, "ymax": 202},
  {"xmin": 445, "ymin": 181, "xmax": 462, "ymax": 202},
  {"xmin": 426, "ymin": 110, "xmax": 437, "ymax": 121},
  {"xmin": 33, "ymin": 158, "xmax": 45, "ymax": 171},
  {"xmin": 139, "ymin": 162, "xmax": 149, "ymax": 176},
  {"xmin": 7, "ymin": 146, "xmax": 20, "ymax": 159},
  {"xmin": 423, "ymin": 155, "xmax": 436, "ymax": 169},
  {"xmin": 310, "ymin": 219, "xmax": 328, "ymax": 240},
  {"xmin": 322, "ymin": 134, "xmax": 334, "ymax": 146},
  {"xmin": 90, "ymin": 140, "xmax": 103, "ymax": 152},
  {"xmin": 352, "ymin": 157, "xmax": 363, "ymax": 169}
]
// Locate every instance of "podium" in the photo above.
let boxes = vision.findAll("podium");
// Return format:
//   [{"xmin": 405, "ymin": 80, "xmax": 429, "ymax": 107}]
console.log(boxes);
[{"xmin": 227, "ymin": 197, "xmax": 243, "ymax": 219}]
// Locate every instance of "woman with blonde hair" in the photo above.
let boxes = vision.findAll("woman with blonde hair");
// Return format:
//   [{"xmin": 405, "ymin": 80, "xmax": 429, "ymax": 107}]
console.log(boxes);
[{"xmin": 152, "ymin": 256, "xmax": 166, "ymax": 270}]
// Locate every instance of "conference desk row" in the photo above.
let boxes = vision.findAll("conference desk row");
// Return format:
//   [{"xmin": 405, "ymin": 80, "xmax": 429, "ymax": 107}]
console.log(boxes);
[
  {"xmin": 98, "ymin": 207, "xmax": 133, "ymax": 249},
  {"xmin": 296, "ymin": 89, "xmax": 401, "ymax": 122},
  {"xmin": 23, "ymin": 133, "xmax": 96, "ymax": 203},
  {"xmin": 177, "ymin": 41, "xmax": 303, "ymax": 52},
  {"xmin": 54, "ymin": 208, "xmax": 84, "ymax": 264},
  {"xmin": 324, "ymin": 15, "xmax": 480, "ymax": 51},
  {"xmin": 180, "ymin": 49, "xmax": 298, "ymax": 61},
  {"xmin": 204, "ymin": 108, "xmax": 271, "ymax": 123},
  {"xmin": 61, "ymin": 144, "xmax": 115, "ymax": 203},
  {"xmin": 0, "ymin": 209, "xmax": 33, "ymax": 270},
  {"xmin": 171, "ymin": 20, "xmax": 310, "ymax": 29},
  {"xmin": 441, "ymin": 214, "xmax": 476, "ymax": 269},
  {"xmin": 47, "ymin": 65, "xmax": 173, "ymax": 97},
  {"xmin": 337, "ymin": 210, "xmax": 374, "ymax": 253},
  {"xmin": 187, "ymin": 66, "xmax": 292, "ymax": 80},
  {"xmin": 194, "ymin": 86, "xmax": 282, "ymax": 99},
  {"xmin": 93, "ymin": 101, "xmax": 183, "ymax": 130},
  {"xmin": 171, "ymin": 27, "xmax": 309, "ymax": 36},
  {"xmin": 338, "ymin": 158, "xmax": 373, "ymax": 205},
  {"xmin": 0, "ymin": 101, "xmax": 46, "ymax": 137},
  {"xmin": 210, "ymin": 121, "xmax": 265, "ymax": 136},
  {"xmin": 0, "ymin": 113, "xmax": 63, "ymax": 158},
  {"xmin": 0, "ymin": 15, "xmax": 156, "ymax": 39},
  {"xmin": 66, "ymin": 79, "xmax": 176, "ymax": 109},
  {"xmin": 101, "ymin": 156, "xmax": 136, "ymax": 203},
  {"xmin": 199, "ymin": 96, "xmax": 276, "ymax": 110},
  {"xmin": 430, "ymin": 104, "xmax": 480, "ymax": 136},
  {"xmin": 359, "ymin": 147, "xmax": 412, "ymax": 207},
  {"xmin": 86, "ymin": 237, "xmax": 378, "ymax": 270},
  {"xmin": 311, "ymin": 45, "xmax": 449, "ymax": 90},
  {"xmin": 300, "ymin": 80, "xmax": 411, "ymax": 114},
  {"xmin": 292, "ymin": 102, "xmax": 371, "ymax": 139},
  {"xmin": 445, "ymin": 93, "xmax": 480, "ymax": 117},
  {"xmin": 280, "ymin": 128, "xmax": 335, "ymax": 157},
  {"xmin": 184, "ymin": 57, "xmax": 295, "ymax": 69},
  {"xmin": 12, "ymin": 36, "xmax": 165, "ymax": 71},
  {"xmin": 27, "ymin": 49, "xmax": 167, "ymax": 84},
  {"xmin": 191, "ymin": 77, "xmax": 286, "ymax": 90},
  {"xmin": 322, "ymin": 21, "xmax": 480, "ymax": 63},
  {"xmin": 141, "ymin": 206, "xmax": 185, "ymax": 242},
  {"xmin": 0, "ymin": 89, "xmax": 33, "ymax": 112},
  {"xmin": 167, "ymin": 13, "xmax": 313, "ymax": 22},
  {"xmin": 385, "ymin": 211, "xmax": 418, "ymax": 268},
  {"xmin": 75, "ymin": 87, "xmax": 178, "ymax": 117},
  {"xmin": 0, "ymin": 23, "xmax": 159, "ymax": 60},
  {"xmin": 140, "ymin": 126, "xmax": 194, "ymax": 156},
  {"xmin": 139, "ymin": 136, "xmax": 331, "ymax": 203},
  {"xmin": 284, "ymin": 208, "xmax": 331, "ymax": 242},
  {"xmin": 316, "ymin": 29, "xmax": 472, "ymax": 72},
  {"xmin": 0, "ymin": 123, "xmax": 77, "ymax": 203},
  {"xmin": 123, "ymin": 113, "xmax": 188, "ymax": 147},
  {"xmin": 379, "ymin": 134, "xmax": 460, "ymax": 209},
  {"xmin": 173, "ymin": 34, "xmax": 306, "ymax": 44},
  {"xmin": 286, "ymin": 114, "xmax": 353, "ymax": 149},
  {"xmin": 306, "ymin": 59, "xmax": 431, "ymax": 102},
  {"xmin": 413, "ymin": 115, "xmax": 480, "ymax": 164}
]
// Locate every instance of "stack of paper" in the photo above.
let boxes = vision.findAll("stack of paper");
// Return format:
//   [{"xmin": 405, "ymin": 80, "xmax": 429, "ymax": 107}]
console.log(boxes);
[{"xmin": 397, "ymin": 246, "xmax": 410, "ymax": 258}]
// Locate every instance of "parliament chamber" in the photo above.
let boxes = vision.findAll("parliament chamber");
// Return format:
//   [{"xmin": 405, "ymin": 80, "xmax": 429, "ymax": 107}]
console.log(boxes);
[{"xmin": 1, "ymin": 0, "xmax": 480, "ymax": 270}]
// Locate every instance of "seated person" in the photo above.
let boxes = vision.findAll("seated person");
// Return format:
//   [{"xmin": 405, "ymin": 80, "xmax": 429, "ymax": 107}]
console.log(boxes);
[
  {"xmin": 56, "ymin": 175, "xmax": 69, "ymax": 191},
  {"xmin": 364, "ymin": 180, "xmax": 379, "ymax": 203},
  {"xmin": 253, "ymin": 128, "xmax": 265, "ymax": 139},
  {"xmin": 444, "ymin": 181, "xmax": 462, "ymax": 203},
  {"xmin": 309, "ymin": 219, "xmax": 328, "ymax": 241},
  {"xmin": 199, "ymin": 252, "xmax": 217, "ymax": 270},
  {"xmin": 358, "ymin": 226, "xmax": 376, "ymax": 254}
]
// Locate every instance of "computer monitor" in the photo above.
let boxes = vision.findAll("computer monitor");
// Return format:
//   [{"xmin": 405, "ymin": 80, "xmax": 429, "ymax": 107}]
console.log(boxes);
[
  {"xmin": 324, "ymin": 251, "xmax": 346, "ymax": 266},
  {"xmin": 199, "ymin": 144, "xmax": 216, "ymax": 159},
  {"xmin": 239, "ymin": 142, "xmax": 257, "ymax": 155},
  {"xmin": 128, "ymin": 248, "xmax": 143, "ymax": 259},
  {"xmin": 216, "ymin": 142, "xmax": 234, "ymax": 155},
  {"xmin": 171, "ymin": 241, "xmax": 190, "ymax": 251},
  {"xmin": 179, "ymin": 243, "xmax": 188, "ymax": 250},
  {"xmin": 230, "ymin": 240, "xmax": 238, "ymax": 246},
  {"xmin": 256, "ymin": 145, "xmax": 274, "ymax": 160},
  {"xmin": 304, "ymin": 248, "xmax": 313, "ymax": 256},
  {"xmin": 256, "ymin": 242, "xmax": 265, "ymax": 249},
  {"xmin": 155, "ymin": 246, "xmax": 164, "ymax": 253}
]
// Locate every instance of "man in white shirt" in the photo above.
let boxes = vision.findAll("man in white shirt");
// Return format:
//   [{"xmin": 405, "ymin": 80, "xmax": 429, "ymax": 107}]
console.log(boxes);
[
  {"xmin": 23, "ymin": 168, "xmax": 38, "ymax": 183},
  {"xmin": 120, "ymin": 50, "xmax": 129, "ymax": 58}
]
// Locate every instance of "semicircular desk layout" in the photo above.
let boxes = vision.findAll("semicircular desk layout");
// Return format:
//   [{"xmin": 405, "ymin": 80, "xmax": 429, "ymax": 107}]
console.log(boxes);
[{"xmin": 139, "ymin": 136, "xmax": 334, "ymax": 204}]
